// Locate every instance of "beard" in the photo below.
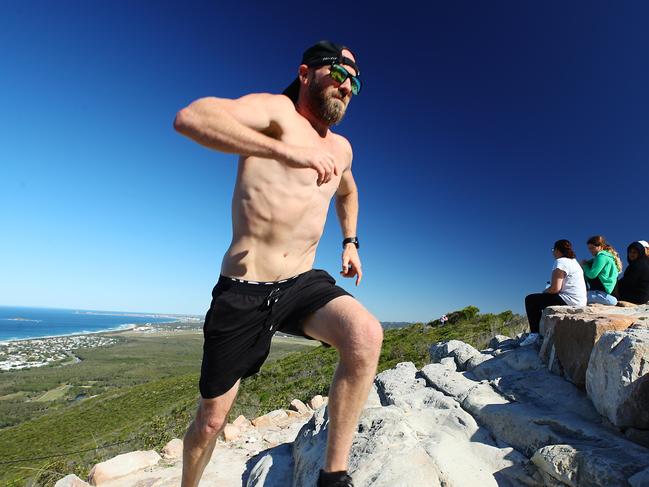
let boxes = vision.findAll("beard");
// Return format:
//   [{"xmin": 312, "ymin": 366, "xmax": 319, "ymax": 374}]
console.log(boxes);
[{"xmin": 307, "ymin": 78, "xmax": 347, "ymax": 126}]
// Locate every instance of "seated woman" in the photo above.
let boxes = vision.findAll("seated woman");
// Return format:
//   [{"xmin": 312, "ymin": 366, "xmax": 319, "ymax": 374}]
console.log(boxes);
[
  {"xmin": 522, "ymin": 239, "xmax": 587, "ymax": 346},
  {"xmin": 581, "ymin": 236, "xmax": 622, "ymax": 306},
  {"xmin": 615, "ymin": 241, "xmax": 649, "ymax": 304}
]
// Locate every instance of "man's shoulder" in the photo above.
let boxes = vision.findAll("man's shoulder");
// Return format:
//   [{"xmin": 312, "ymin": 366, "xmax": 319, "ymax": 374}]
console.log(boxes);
[{"xmin": 331, "ymin": 132, "xmax": 353, "ymax": 158}]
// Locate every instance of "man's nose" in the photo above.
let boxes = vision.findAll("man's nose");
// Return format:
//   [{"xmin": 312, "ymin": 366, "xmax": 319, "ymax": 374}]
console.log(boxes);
[{"xmin": 339, "ymin": 77, "xmax": 352, "ymax": 96}]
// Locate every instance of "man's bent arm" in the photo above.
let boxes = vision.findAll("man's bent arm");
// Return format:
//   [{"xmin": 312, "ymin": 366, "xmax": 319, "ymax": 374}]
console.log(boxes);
[
  {"xmin": 173, "ymin": 94, "xmax": 290, "ymax": 161},
  {"xmin": 174, "ymin": 94, "xmax": 338, "ymax": 185}
]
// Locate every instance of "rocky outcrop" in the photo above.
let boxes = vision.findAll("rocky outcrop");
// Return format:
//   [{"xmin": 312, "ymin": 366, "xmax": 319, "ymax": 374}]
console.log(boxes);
[
  {"xmin": 586, "ymin": 326, "xmax": 649, "ymax": 429},
  {"xmin": 243, "ymin": 334, "xmax": 648, "ymax": 486},
  {"xmin": 59, "ymin": 309, "xmax": 649, "ymax": 486}
]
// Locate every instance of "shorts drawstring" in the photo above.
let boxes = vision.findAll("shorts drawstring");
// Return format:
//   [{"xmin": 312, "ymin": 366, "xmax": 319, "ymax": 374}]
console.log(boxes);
[{"xmin": 261, "ymin": 287, "xmax": 284, "ymax": 332}]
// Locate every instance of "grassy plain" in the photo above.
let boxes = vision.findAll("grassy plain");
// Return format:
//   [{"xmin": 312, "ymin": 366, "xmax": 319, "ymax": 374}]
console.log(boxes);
[{"xmin": 0, "ymin": 329, "xmax": 316, "ymax": 486}]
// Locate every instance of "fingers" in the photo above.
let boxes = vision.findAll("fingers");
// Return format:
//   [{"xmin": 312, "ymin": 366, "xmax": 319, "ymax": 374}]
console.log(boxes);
[
  {"xmin": 340, "ymin": 257, "xmax": 362, "ymax": 286},
  {"xmin": 341, "ymin": 258, "xmax": 350, "ymax": 275},
  {"xmin": 315, "ymin": 152, "xmax": 336, "ymax": 186}
]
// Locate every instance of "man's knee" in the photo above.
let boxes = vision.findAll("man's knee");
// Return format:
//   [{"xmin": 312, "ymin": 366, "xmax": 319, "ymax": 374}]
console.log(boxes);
[
  {"xmin": 194, "ymin": 404, "xmax": 228, "ymax": 439},
  {"xmin": 339, "ymin": 317, "xmax": 383, "ymax": 367}
]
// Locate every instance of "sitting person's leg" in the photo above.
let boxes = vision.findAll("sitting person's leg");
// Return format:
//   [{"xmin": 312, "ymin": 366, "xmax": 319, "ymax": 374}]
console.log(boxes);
[
  {"xmin": 587, "ymin": 290, "xmax": 618, "ymax": 306},
  {"xmin": 522, "ymin": 293, "xmax": 566, "ymax": 346},
  {"xmin": 525, "ymin": 293, "xmax": 566, "ymax": 334}
]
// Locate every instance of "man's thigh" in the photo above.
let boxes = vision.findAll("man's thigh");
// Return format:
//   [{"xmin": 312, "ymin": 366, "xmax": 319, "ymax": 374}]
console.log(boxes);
[{"xmin": 301, "ymin": 295, "xmax": 380, "ymax": 351}]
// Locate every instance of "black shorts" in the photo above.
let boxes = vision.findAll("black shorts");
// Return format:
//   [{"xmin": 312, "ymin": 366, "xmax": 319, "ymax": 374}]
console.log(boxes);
[{"xmin": 199, "ymin": 268, "xmax": 353, "ymax": 399}]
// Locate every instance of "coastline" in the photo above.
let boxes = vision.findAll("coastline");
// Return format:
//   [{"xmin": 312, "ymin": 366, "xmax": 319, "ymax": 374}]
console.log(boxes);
[{"xmin": 0, "ymin": 320, "xmax": 183, "ymax": 344}]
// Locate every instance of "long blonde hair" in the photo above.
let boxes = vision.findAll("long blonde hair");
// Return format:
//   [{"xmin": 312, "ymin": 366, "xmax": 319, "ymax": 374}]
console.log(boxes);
[{"xmin": 587, "ymin": 235, "xmax": 622, "ymax": 272}]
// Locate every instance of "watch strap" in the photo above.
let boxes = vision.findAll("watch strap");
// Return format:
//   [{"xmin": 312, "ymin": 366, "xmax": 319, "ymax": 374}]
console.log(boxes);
[{"xmin": 343, "ymin": 237, "xmax": 359, "ymax": 249}]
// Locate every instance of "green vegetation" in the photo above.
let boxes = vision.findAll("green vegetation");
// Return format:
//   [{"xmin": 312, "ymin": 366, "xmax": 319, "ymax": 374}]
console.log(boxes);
[{"xmin": 0, "ymin": 308, "xmax": 526, "ymax": 486}]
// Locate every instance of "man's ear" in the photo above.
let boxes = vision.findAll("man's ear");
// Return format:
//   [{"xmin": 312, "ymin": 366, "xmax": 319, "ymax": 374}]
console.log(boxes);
[{"xmin": 298, "ymin": 64, "xmax": 309, "ymax": 84}]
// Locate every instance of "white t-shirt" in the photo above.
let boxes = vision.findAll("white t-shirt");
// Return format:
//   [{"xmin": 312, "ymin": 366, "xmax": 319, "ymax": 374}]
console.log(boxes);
[{"xmin": 553, "ymin": 257, "xmax": 587, "ymax": 306}]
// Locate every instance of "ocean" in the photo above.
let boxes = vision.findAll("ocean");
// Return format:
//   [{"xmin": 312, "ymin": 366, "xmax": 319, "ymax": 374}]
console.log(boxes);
[{"xmin": 0, "ymin": 306, "xmax": 180, "ymax": 342}]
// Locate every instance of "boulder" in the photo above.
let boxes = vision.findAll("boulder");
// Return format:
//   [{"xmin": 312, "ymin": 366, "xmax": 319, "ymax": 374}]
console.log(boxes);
[
  {"xmin": 471, "ymin": 346, "xmax": 543, "ymax": 380},
  {"xmin": 374, "ymin": 362, "xmax": 426, "ymax": 408},
  {"xmin": 289, "ymin": 399, "xmax": 310, "ymax": 415},
  {"xmin": 290, "ymin": 376, "xmax": 534, "ymax": 487},
  {"xmin": 252, "ymin": 409, "xmax": 288, "ymax": 428},
  {"xmin": 586, "ymin": 327, "xmax": 649, "ymax": 428},
  {"xmin": 489, "ymin": 334, "xmax": 518, "ymax": 351},
  {"xmin": 223, "ymin": 424, "xmax": 240, "ymax": 442},
  {"xmin": 538, "ymin": 307, "xmax": 635, "ymax": 387},
  {"xmin": 429, "ymin": 340, "xmax": 483, "ymax": 371},
  {"xmin": 88, "ymin": 451, "xmax": 161, "ymax": 485},
  {"xmin": 420, "ymin": 363, "xmax": 479, "ymax": 401},
  {"xmin": 439, "ymin": 356, "xmax": 457, "ymax": 371},
  {"xmin": 233, "ymin": 414, "xmax": 252, "ymax": 428},
  {"xmin": 308, "ymin": 395, "xmax": 325, "ymax": 410},
  {"xmin": 246, "ymin": 443, "xmax": 294, "ymax": 487},
  {"xmin": 532, "ymin": 445, "xmax": 579, "ymax": 487},
  {"xmin": 160, "ymin": 438, "xmax": 183, "ymax": 460},
  {"xmin": 55, "ymin": 475, "xmax": 91, "ymax": 487}
]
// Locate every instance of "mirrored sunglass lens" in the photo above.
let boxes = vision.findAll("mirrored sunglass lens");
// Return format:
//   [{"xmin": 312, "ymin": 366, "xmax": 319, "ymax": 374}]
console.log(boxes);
[
  {"xmin": 351, "ymin": 78, "xmax": 361, "ymax": 95},
  {"xmin": 330, "ymin": 65, "xmax": 347, "ymax": 82}
]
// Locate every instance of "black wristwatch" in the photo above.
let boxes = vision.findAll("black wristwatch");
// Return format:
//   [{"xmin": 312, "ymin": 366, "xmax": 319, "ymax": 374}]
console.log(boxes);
[{"xmin": 343, "ymin": 237, "xmax": 360, "ymax": 249}]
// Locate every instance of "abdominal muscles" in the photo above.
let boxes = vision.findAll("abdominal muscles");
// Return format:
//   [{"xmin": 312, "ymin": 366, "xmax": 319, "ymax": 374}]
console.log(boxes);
[{"xmin": 220, "ymin": 156, "xmax": 336, "ymax": 280}]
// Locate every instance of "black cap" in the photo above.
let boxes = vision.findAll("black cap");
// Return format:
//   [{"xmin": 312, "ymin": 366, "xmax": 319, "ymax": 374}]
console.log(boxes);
[{"xmin": 282, "ymin": 40, "xmax": 360, "ymax": 103}]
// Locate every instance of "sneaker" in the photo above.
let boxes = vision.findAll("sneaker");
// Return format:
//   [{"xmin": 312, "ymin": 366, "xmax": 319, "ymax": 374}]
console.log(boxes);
[
  {"xmin": 317, "ymin": 470, "xmax": 354, "ymax": 487},
  {"xmin": 520, "ymin": 332, "xmax": 539, "ymax": 347}
]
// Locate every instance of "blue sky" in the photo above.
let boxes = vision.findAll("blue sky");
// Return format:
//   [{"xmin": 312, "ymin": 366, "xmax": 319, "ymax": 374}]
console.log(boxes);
[{"xmin": 1, "ymin": 1, "xmax": 648, "ymax": 321}]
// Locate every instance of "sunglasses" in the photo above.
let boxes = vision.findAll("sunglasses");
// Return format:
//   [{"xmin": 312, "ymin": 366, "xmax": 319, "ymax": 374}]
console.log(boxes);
[{"xmin": 329, "ymin": 64, "xmax": 362, "ymax": 95}]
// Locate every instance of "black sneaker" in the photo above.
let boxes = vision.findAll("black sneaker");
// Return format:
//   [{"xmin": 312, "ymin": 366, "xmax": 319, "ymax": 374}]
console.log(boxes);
[{"xmin": 317, "ymin": 469, "xmax": 354, "ymax": 487}]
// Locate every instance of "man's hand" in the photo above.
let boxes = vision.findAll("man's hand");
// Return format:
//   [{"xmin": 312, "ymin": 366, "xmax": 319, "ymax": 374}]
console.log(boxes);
[
  {"xmin": 284, "ymin": 146, "xmax": 338, "ymax": 186},
  {"xmin": 340, "ymin": 244, "xmax": 362, "ymax": 286}
]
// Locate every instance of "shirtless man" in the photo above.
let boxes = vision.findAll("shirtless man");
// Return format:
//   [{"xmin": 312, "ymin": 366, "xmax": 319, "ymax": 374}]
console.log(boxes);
[{"xmin": 174, "ymin": 41, "xmax": 383, "ymax": 487}]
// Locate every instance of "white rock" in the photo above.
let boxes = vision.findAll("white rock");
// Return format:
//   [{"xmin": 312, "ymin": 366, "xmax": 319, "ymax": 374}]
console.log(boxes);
[
  {"xmin": 439, "ymin": 356, "xmax": 457, "ymax": 370},
  {"xmin": 429, "ymin": 340, "xmax": 483, "ymax": 371},
  {"xmin": 532, "ymin": 444, "xmax": 579, "ymax": 487},
  {"xmin": 252, "ymin": 409, "xmax": 289, "ymax": 428},
  {"xmin": 308, "ymin": 395, "xmax": 325, "ymax": 410},
  {"xmin": 289, "ymin": 399, "xmax": 310, "ymax": 414},
  {"xmin": 233, "ymin": 414, "xmax": 251, "ymax": 428},
  {"xmin": 88, "ymin": 450, "xmax": 161, "ymax": 485},
  {"xmin": 586, "ymin": 328, "xmax": 649, "ymax": 428},
  {"xmin": 54, "ymin": 474, "xmax": 91, "ymax": 487},
  {"xmin": 160, "ymin": 438, "xmax": 183, "ymax": 460}
]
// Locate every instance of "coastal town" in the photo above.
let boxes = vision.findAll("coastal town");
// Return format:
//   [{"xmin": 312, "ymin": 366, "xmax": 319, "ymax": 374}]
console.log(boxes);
[
  {"xmin": 0, "ymin": 318, "xmax": 204, "ymax": 371},
  {"xmin": 0, "ymin": 334, "xmax": 119, "ymax": 371}
]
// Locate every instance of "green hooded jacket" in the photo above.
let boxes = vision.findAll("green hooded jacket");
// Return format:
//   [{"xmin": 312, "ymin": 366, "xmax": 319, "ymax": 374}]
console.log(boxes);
[{"xmin": 582, "ymin": 250, "xmax": 619, "ymax": 294}]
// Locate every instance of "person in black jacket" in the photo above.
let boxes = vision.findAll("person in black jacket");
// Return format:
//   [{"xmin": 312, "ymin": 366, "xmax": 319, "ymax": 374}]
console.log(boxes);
[{"xmin": 615, "ymin": 241, "xmax": 649, "ymax": 304}]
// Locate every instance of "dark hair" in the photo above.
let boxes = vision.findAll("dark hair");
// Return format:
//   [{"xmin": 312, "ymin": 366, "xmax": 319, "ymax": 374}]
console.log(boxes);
[
  {"xmin": 587, "ymin": 235, "xmax": 622, "ymax": 271},
  {"xmin": 627, "ymin": 241, "xmax": 649, "ymax": 263},
  {"xmin": 554, "ymin": 239, "xmax": 576, "ymax": 259}
]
